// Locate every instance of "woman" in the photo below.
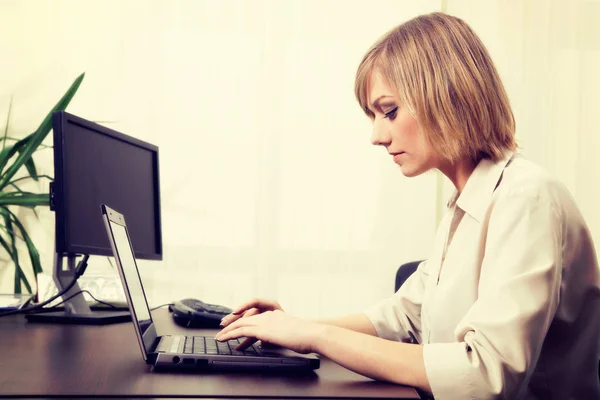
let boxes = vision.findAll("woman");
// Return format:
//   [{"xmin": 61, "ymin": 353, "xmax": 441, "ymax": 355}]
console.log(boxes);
[{"xmin": 217, "ymin": 12, "xmax": 600, "ymax": 399}]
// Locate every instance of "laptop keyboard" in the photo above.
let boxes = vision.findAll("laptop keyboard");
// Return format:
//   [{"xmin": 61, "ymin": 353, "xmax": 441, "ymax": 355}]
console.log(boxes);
[{"xmin": 182, "ymin": 336, "xmax": 260, "ymax": 356}]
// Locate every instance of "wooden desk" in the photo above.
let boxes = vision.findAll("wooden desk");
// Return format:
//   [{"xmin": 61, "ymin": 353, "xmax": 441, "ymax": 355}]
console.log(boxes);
[{"xmin": 0, "ymin": 308, "xmax": 419, "ymax": 399}]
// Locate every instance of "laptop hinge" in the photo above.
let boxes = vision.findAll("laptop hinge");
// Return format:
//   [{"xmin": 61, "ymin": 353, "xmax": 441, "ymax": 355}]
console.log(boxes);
[
  {"xmin": 150, "ymin": 335, "xmax": 162, "ymax": 353},
  {"xmin": 147, "ymin": 352, "xmax": 158, "ymax": 364},
  {"xmin": 146, "ymin": 336, "xmax": 162, "ymax": 364}
]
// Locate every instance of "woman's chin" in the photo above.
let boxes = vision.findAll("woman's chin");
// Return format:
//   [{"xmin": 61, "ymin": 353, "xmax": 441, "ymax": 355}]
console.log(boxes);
[{"xmin": 398, "ymin": 164, "xmax": 426, "ymax": 178}]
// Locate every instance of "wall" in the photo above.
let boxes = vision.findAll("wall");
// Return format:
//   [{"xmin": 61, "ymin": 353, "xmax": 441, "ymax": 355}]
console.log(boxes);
[{"xmin": 0, "ymin": 0, "xmax": 597, "ymax": 319}]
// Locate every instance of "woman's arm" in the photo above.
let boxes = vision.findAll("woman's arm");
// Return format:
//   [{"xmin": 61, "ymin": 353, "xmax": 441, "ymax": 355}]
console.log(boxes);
[
  {"xmin": 217, "ymin": 310, "xmax": 431, "ymax": 392},
  {"xmin": 313, "ymin": 323, "xmax": 431, "ymax": 392},
  {"xmin": 315, "ymin": 313, "xmax": 378, "ymax": 336}
]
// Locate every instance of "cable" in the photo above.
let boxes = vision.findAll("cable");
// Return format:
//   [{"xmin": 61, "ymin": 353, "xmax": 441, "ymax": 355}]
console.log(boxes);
[
  {"xmin": 24, "ymin": 291, "xmax": 170, "ymax": 314},
  {"xmin": 0, "ymin": 251, "xmax": 174, "ymax": 318},
  {"xmin": 151, "ymin": 303, "xmax": 174, "ymax": 311},
  {"xmin": 0, "ymin": 255, "xmax": 90, "ymax": 318},
  {"xmin": 48, "ymin": 294, "xmax": 173, "ymax": 313},
  {"xmin": 48, "ymin": 289, "xmax": 119, "ymax": 310}
]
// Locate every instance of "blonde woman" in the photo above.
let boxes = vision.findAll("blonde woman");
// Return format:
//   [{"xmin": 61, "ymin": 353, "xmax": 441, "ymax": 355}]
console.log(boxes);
[{"xmin": 217, "ymin": 12, "xmax": 600, "ymax": 400}]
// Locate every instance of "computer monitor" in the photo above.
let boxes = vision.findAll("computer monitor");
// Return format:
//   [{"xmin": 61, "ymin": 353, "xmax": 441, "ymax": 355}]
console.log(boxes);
[
  {"xmin": 26, "ymin": 111, "xmax": 162, "ymax": 325},
  {"xmin": 52, "ymin": 111, "xmax": 162, "ymax": 260}
]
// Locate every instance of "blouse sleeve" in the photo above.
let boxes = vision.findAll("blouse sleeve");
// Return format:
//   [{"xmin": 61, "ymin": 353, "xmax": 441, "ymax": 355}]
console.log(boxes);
[
  {"xmin": 423, "ymin": 189, "xmax": 563, "ymax": 400},
  {"xmin": 363, "ymin": 260, "xmax": 430, "ymax": 344}
]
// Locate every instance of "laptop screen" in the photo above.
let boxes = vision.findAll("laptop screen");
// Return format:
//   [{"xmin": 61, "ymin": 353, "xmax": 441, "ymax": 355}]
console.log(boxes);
[{"xmin": 109, "ymin": 219, "xmax": 153, "ymax": 348}]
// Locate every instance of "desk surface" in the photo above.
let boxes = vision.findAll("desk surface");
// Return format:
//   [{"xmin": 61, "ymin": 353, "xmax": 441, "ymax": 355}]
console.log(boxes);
[{"xmin": 0, "ymin": 308, "xmax": 419, "ymax": 399}]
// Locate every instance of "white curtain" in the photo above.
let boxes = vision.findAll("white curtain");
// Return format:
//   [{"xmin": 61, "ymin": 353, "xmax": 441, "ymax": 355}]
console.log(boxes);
[
  {"xmin": 1, "ymin": 0, "xmax": 597, "ymax": 319},
  {"xmin": 0, "ymin": 0, "xmax": 440, "ymax": 318},
  {"xmin": 139, "ymin": 0, "xmax": 441, "ymax": 318}
]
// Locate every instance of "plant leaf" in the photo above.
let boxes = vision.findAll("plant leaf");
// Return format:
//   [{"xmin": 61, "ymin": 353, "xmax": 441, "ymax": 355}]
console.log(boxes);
[
  {"xmin": 0, "ymin": 230, "xmax": 23, "ymax": 293},
  {"xmin": 9, "ymin": 174, "xmax": 53, "ymax": 186},
  {"xmin": 2, "ymin": 95, "xmax": 12, "ymax": 152},
  {"xmin": 0, "ymin": 229, "xmax": 15, "ymax": 254},
  {"xmin": 0, "ymin": 73, "xmax": 84, "ymax": 190},
  {"xmin": 1, "ymin": 188, "xmax": 43, "ymax": 214},
  {"xmin": 0, "ymin": 222, "xmax": 23, "ymax": 241},
  {"xmin": 4, "ymin": 207, "xmax": 43, "ymax": 277},
  {"xmin": 0, "ymin": 209, "xmax": 32, "ymax": 294},
  {"xmin": 24, "ymin": 157, "xmax": 38, "ymax": 181},
  {"xmin": 0, "ymin": 192, "xmax": 50, "ymax": 207},
  {"xmin": 0, "ymin": 232, "xmax": 26, "ymax": 294},
  {"xmin": 0, "ymin": 191, "xmax": 39, "ymax": 197},
  {"xmin": 8, "ymin": 182, "xmax": 25, "ymax": 193},
  {"xmin": 0, "ymin": 135, "xmax": 31, "ymax": 176},
  {"xmin": 2, "ymin": 212, "xmax": 20, "ymax": 293}
]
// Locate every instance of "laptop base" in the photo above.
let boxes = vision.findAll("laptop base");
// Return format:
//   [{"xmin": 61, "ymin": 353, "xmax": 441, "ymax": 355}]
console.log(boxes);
[{"xmin": 25, "ymin": 310, "xmax": 130, "ymax": 325}]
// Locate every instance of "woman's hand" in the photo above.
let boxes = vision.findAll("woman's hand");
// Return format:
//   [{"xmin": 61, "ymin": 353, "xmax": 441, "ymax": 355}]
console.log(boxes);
[
  {"xmin": 219, "ymin": 298, "xmax": 285, "ymax": 350},
  {"xmin": 216, "ymin": 309, "xmax": 324, "ymax": 354},
  {"xmin": 220, "ymin": 298, "xmax": 284, "ymax": 327}
]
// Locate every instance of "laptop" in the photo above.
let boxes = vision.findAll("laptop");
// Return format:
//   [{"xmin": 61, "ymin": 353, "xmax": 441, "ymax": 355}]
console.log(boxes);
[{"xmin": 101, "ymin": 204, "xmax": 320, "ymax": 372}]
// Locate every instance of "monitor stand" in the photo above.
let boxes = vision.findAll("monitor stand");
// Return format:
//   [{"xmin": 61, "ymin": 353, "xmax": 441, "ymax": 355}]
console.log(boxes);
[{"xmin": 25, "ymin": 253, "xmax": 130, "ymax": 325}]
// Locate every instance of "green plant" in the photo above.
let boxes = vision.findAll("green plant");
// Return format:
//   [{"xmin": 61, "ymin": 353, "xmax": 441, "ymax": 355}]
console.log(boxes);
[{"xmin": 0, "ymin": 73, "xmax": 84, "ymax": 294}]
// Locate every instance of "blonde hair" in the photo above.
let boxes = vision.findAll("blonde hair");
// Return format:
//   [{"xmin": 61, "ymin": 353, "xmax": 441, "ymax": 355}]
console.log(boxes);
[{"xmin": 355, "ymin": 12, "xmax": 516, "ymax": 163}]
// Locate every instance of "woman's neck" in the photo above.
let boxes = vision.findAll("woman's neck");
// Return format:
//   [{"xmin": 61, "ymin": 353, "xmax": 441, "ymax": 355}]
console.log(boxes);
[{"xmin": 438, "ymin": 158, "xmax": 477, "ymax": 193}]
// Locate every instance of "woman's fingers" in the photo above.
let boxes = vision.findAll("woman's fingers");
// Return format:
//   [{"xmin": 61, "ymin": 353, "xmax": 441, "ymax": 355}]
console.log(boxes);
[
  {"xmin": 220, "ymin": 298, "xmax": 283, "ymax": 328},
  {"xmin": 222, "ymin": 307, "xmax": 260, "ymax": 326},
  {"xmin": 231, "ymin": 298, "xmax": 263, "ymax": 314},
  {"xmin": 219, "ymin": 314, "xmax": 234, "ymax": 327},
  {"xmin": 219, "ymin": 311, "xmax": 257, "ymax": 336},
  {"xmin": 217, "ymin": 310, "xmax": 315, "ymax": 354},
  {"xmin": 235, "ymin": 336, "xmax": 258, "ymax": 351},
  {"xmin": 220, "ymin": 307, "xmax": 257, "ymax": 327},
  {"xmin": 229, "ymin": 309, "xmax": 261, "ymax": 349},
  {"xmin": 217, "ymin": 314, "xmax": 261, "ymax": 342},
  {"xmin": 231, "ymin": 298, "xmax": 282, "ymax": 314},
  {"xmin": 244, "ymin": 308, "xmax": 260, "ymax": 318},
  {"xmin": 217, "ymin": 326, "xmax": 254, "ymax": 343},
  {"xmin": 221, "ymin": 298, "xmax": 283, "ymax": 327},
  {"xmin": 258, "ymin": 340, "xmax": 281, "ymax": 349},
  {"xmin": 217, "ymin": 311, "xmax": 276, "ymax": 345}
]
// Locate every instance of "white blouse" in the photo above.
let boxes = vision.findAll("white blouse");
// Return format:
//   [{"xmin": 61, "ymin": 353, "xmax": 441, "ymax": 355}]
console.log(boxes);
[{"xmin": 365, "ymin": 151, "xmax": 600, "ymax": 400}]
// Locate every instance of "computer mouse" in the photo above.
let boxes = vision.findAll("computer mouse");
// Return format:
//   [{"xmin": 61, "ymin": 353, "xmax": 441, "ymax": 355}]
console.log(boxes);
[{"xmin": 170, "ymin": 298, "xmax": 232, "ymax": 328}]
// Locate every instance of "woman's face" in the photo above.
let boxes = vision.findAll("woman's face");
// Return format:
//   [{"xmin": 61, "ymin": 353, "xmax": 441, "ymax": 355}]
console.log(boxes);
[{"xmin": 367, "ymin": 69, "xmax": 441, "ymax": 177}]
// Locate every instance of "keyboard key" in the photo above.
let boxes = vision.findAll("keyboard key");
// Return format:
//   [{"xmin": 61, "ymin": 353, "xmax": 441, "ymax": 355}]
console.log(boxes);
[
  {"xmin": 183, "ymin": 337, "xmax": 194, "ymax": 354},
  {"xmin": 170, "ymin": 336, "xmax": 182, "ymax": 354},
  {"xmin": 193, "ymin": 337, "xmax": 206, "ymax": 354},
  {"xmin": 205, "ymin": 339, "xmax": 218, "ymax": 354},
  {"xmin": 182, "ymin": 336, "xmax": 265, "ymax": 357},
  {"xmin": 217, "ymin": 341, "xmax": 231, "ymax": 355}
]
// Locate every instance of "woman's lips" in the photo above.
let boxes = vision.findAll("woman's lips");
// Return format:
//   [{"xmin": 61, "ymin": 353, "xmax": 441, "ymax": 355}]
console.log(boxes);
[{"xmin": 392, "ymin": 152, "xmax": 405, "ymax": 163}]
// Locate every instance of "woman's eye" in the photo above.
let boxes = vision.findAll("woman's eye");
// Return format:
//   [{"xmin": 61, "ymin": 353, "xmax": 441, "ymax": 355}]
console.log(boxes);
[{"xmin": 383, "ymin": 106, "xmax": 398, "ymax": 119}]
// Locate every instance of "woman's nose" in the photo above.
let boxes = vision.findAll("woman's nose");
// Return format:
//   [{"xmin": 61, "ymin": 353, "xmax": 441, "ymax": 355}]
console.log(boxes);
[{"xmin": 371, "ymin": 119, "xmax": 391, "ymax": 146}]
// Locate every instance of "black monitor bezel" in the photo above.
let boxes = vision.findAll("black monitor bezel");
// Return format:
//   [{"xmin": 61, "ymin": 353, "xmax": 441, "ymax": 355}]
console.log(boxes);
[{"xmin": 52, "ymin": 111, "xmax": 163, "ymax": 260}]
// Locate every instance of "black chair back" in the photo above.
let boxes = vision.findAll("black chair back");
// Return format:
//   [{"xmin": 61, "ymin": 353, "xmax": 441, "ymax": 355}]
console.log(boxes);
[{"xmin": 394, "ymin": 260, "xmax": 422, "ymax": 292}]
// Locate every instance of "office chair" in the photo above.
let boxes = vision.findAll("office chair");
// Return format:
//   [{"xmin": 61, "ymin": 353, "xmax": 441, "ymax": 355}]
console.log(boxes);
[{"xmin": 395, "ymin": 260, "xmax": 423, "ymax": 292}]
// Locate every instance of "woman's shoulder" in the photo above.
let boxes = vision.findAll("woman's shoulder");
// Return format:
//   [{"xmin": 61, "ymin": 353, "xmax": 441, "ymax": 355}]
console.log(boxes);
[
  {"xmin": 499, "ymin": 155, "xmax": 571, "ymax": 203},
  {"xmin": 490, "ymin": 155, "xmax": 596, "ymax": 267},
  {"xmin": 497, "ymin": 157, "xmax": 599, "ymax": 299}
]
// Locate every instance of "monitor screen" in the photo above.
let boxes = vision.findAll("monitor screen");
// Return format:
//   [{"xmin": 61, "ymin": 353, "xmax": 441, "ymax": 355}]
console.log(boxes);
[{"xmin": 52, "ymin": 111, "xmax": 162, "ymax": 259}]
